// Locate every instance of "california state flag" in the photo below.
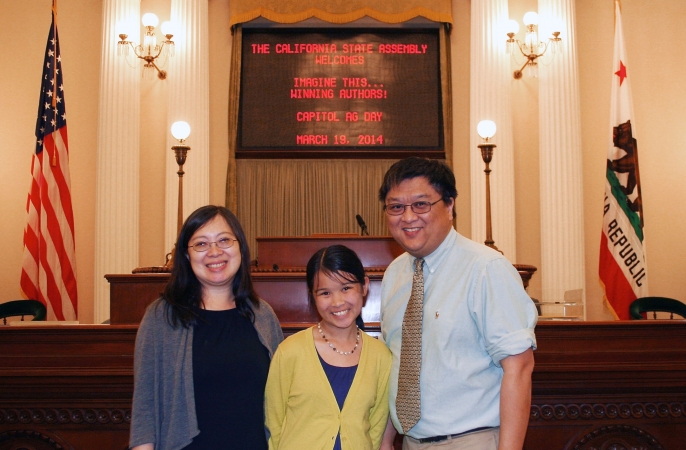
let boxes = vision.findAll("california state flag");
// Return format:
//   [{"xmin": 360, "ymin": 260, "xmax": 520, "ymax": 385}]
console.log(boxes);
[{"xmin": 599, "ymin": 0, "xmax": 648, "ymax": 319}]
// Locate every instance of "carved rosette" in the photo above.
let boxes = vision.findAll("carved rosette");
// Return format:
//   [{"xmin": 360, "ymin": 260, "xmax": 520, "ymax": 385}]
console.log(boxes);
[
  {"xmin": 0, "ymin": 429, "xmax": 65, "ymax": 450},
  {"xmin": 530, "ymin": 402, "xmax": 685, "ymax": 421},
  {"xmin": 571, "ymin": 424, "xmax": 664, "ymax": 450},
  {"xmin": 0, "ymin": 408, "xmax": 131, "ymax": 425}
]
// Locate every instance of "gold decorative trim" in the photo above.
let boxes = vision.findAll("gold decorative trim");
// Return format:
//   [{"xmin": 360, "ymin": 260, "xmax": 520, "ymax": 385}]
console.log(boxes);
[{"xmin": 229, "ymin": 7, "xmax": 452, "ymax": 28}]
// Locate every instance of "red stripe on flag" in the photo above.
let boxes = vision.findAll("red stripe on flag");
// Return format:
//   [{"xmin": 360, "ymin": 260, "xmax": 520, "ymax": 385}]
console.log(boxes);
[
  {"xmin": 38, "ymin": 229, "xmax": 66, "ymax": 321},
  {"xmin": 50, "ymin": 128, "xmax": 76, "ymax": 236},
  {"xmin": 22, "ymin": 224, "xmax": 40, "ymax": 264},
  {"xmin": 38, "ymin": 143, "xmax": 77, "ymax": 319},
  {"xmin": 599, "ymin": 232, "xmax": 636, "ymax": 320},
  {"xmin": 40, "ymin": 134, "xmax": 78, "ymax": 304},
  {"xmin": 19, "ymin": 269, "xmax": 40, "ymax": 302}
]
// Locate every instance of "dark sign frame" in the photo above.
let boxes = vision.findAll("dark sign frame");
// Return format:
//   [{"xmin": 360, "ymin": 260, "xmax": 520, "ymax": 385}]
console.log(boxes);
[{"xmin": 237, "ymin": 27, "xmax": 444, "ymax": 159}]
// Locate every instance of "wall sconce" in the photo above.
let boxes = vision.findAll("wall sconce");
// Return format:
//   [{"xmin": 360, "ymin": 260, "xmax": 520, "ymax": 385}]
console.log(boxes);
[
  {"xmin": 171, "ymin": 121, "xmax": 191, "ymax": 238},
  {"xmin": 477, "ymin": 120, "xmax": 502, "ymax": 254},
  {"xmin": 505, "ymin": 12, "xmax": 562, "ymax": 79},
  {"xmin": 117, "ymin": 13, "xmax": 175, "ymax": 80}
]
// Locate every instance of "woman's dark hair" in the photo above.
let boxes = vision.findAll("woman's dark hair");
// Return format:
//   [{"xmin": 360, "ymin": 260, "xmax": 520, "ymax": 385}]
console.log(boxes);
[
  {"xmin": 163, "ymin": 205, "xmax": 259, "ymax": 328},
  {"xmin": 306, "ymin": 245, "xmax": 366, "ymax": 307},
  {"xmin": 379, "ymin": 157, "xmax": 458, "ymax": 219}
]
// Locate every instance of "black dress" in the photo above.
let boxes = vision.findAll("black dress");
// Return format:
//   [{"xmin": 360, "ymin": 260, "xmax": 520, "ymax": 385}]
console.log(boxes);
[{"xmin": 184, "ymin": 308, "xmax": 270, "ymax": 450}]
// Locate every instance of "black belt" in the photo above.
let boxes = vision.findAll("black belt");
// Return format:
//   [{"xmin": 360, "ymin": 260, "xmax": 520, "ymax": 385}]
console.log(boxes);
[{"xmin": 416, "ymin": 427, "xmax": 493, "ymax": 444}]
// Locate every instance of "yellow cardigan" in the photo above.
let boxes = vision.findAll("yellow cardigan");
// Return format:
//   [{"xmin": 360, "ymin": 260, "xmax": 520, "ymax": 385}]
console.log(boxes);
[{"xmin": 265, "ymin": 327, "xmax": 392, "ymax": 450}]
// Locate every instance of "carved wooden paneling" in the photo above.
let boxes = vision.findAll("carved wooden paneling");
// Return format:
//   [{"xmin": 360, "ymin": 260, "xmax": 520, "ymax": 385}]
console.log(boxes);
[
  {"xmin": 0, "ymin": 326, "xmax": 135, "ymax": 450},
  {"xmin": 1, "ymin": 320, "xmax": 685, "ymax": 449},
  {"xmin": 524, "ymin": 322, "xmax": 686, "ymax": 449},
  {"xmin": 0, "ymin": 429, "xmax": 67, "ymax": 450},
  {"xmin": 570, "ymin": 424, "xmax": 665, "ymax": 450}
]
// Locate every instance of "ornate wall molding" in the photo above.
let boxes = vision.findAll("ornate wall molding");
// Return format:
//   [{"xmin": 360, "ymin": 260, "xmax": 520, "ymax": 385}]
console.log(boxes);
[
  {"xmin": 531, "ymin": 402, "xmax": 685, "ymax": 421},
  {"xmin": 0, "ymin": 409, "xmax": 131, "ymax": 425},
  {"xmin": 0, "ymin": 429, "xmax": 65, "ymax": 450},
  {"xmin": 571, "ymin": 424, "xmax": 664, "ymax": 450}
]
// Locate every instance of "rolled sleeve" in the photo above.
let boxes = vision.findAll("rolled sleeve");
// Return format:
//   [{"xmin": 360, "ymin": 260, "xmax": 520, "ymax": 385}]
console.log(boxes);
[
  {"xmin": 487, "ymin": 328, "xmax": 537, "ymax": 366},
  {"xmin": 476, "ymin": 258, "xmax": 538, "ymax": 367}
]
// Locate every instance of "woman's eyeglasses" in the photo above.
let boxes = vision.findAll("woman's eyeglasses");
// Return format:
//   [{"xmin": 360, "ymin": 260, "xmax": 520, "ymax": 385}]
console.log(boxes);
[{"xmin": 188, "ymin": 238, "xmax": 238, "ymax": 253}]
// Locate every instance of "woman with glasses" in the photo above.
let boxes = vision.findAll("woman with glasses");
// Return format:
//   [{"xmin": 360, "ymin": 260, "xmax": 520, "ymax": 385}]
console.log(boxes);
[{"xmin": 130, "ymin": 205, "xmax": 283, "ymax": 450}]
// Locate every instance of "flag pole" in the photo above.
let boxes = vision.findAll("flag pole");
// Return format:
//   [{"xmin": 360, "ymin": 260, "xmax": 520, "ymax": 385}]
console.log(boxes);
[
  {"xmin": 51, "ymin": 0, "xmax": 58, "ymax": 109},
  {"xmin": 50, "ymin": 0, "xmax": 58, "ymax": 166}
]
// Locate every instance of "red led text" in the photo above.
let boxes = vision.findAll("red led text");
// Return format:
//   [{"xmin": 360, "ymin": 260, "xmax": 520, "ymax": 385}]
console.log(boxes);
[
  {"xmin": 378, "ymin": 44, "xmax": 428, "ymax": 54},
  {"xmin": 296, "ymin": 112, "xmax": 340, "ymax": 122},
  {"xmin": 296, "ymin": 135, "xmax": 329, "ymax": 145}
]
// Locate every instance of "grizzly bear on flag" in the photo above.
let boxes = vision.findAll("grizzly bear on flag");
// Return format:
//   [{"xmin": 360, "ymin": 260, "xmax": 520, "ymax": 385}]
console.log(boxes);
[{"xmin": 608, "ymin": 119, "xmax": 644, "ymax": 228}]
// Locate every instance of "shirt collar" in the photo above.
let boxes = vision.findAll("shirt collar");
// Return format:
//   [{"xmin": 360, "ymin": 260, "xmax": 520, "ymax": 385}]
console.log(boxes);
[{"xmin": 414, "ymin": 227, "xmax": 456, "ymax": 275}]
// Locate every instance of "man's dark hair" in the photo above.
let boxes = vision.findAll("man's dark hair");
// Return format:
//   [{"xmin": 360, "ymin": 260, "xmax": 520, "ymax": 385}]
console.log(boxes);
[
  {"xmin": 379, "ymin": 157, "xmax": 457, "ymax": 218},
  {"xmin": 163, "ymin": 205, "xmax": 260, "ymax": 328}
]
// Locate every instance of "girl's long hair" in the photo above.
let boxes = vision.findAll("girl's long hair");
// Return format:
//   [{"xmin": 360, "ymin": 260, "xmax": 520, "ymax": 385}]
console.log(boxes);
[
  {"xmin": 163, "ymin": 205, "xmax": 260, "ymax": 328},
  {"xmin": 305, "ymin": 245, "xmax": 366, "ymax": 307}
]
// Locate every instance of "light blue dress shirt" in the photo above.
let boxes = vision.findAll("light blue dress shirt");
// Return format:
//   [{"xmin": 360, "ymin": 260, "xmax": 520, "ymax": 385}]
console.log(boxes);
[{"xmin": 380, "ymin": 228, "xmax": 538, "ymax": 438}]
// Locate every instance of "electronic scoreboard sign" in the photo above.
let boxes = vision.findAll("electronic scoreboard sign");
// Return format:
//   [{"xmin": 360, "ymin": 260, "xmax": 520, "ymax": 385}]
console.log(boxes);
[{"xmin": 238, "ymin": 29, "xmax": 443, "ymax": 158}]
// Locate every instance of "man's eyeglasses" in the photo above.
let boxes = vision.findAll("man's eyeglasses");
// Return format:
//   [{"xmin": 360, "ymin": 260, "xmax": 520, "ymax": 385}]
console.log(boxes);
[
  {"xmin": 188, "ymin": 238, "xmax": 238, "ymax": 253},
  {"xmin": 383, "ymin": 199, "xmax": 442, "ymax": 216}
]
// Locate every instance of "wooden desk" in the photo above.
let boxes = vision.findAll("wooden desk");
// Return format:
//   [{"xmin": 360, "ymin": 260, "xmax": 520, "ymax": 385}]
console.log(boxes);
[
  {"xmin": 256, "ymin": 235, "xmax": 403, "ymax": 270},
  {"xmin": 0, "ymin": 321, "xmax": 684, "ymax": 449},
  {"xmin": 110, "ymin": 234, "xmax": 537, "ymax": 325},
  {"xmin": 106, "ymin": 271, "xmax": 386, "ymax": 326}
]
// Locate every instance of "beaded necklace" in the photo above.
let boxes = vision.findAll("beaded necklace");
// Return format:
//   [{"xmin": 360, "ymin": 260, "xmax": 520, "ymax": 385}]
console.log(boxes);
[{"xmin": 317, "ymin": 321, "xmax": 360, "ymax": 356}]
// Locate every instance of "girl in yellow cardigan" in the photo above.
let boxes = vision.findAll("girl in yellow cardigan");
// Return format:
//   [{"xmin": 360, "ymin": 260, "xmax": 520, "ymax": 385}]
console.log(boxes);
[{"xmin": 265, "ymin": 245, "xmax": 393, "ymax": 450}]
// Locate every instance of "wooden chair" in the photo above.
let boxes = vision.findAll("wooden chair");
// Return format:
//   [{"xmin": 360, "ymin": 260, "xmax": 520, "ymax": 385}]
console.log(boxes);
[
  {"xmin": 0, "ymin": 300, "xmax": 47, "ymax": 325},
  {"xmin": 629, "ymin": 297, "xmax": 686, "ymax": 320}
]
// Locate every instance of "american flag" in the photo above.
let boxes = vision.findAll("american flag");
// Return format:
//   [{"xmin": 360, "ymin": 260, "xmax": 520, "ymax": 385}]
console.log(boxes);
[{"xmin": 20, "ymin": 6, "xmax": 78, "ymax": 321}]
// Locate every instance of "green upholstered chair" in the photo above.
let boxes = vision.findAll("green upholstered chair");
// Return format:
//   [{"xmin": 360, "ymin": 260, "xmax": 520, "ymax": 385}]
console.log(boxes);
[
  {"xmin": 0, "ymin": 300, "xmax": 47, "ymax": 325},
  {"xmin": 629, "ymin": 297, "xmax": 686, "ymax": 320}
]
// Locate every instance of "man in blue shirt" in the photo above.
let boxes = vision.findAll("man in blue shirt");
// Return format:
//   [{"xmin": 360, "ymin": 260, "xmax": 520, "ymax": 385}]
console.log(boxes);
[{"xmin": 378, "ymin": 157, "xmax": 537, "ymax": 450}]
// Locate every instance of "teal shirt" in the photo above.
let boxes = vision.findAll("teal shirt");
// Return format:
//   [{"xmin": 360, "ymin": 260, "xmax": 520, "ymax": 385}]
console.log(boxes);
[{"xmin": 380, "ymin": 228, "xmax": 537, "ymax": 438}]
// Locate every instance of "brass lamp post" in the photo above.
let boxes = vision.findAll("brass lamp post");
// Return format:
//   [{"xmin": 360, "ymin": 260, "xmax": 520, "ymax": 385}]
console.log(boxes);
[
  {"xmin": 158, "ymin": 121, "xmax": 191, "ymax": 270},
  {"xmin": 477, "ymin": 120, "xmax": 501, "ymax": 254},
  {"xmin": 170, "ymin": 121, "xmax": 191, "ymax": 238},
  {"xmin": 474, "ymin": 120, "xmax": 538, "ymax": 295},
  {"xmin": 133, "ymin": 121, "xmax": 191, "ymax": 273}
]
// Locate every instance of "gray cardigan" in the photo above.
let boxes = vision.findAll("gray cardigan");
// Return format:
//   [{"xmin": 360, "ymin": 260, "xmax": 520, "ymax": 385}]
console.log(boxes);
[{"xmin": 129, "ymin": 298, "xmax": 284, "ymax": 450}]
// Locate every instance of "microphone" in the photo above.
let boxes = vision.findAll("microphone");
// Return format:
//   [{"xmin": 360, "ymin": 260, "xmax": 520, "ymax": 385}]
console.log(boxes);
[{"xmin": 355, "ymin": 214, "xmax": 370, "ymax": 236}]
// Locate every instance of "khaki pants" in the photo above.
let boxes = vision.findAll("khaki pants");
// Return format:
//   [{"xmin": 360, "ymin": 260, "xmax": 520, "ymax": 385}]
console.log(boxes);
[{"xmin": 403, "ymin": 428, "xmax": 499, "ymax": 450}]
